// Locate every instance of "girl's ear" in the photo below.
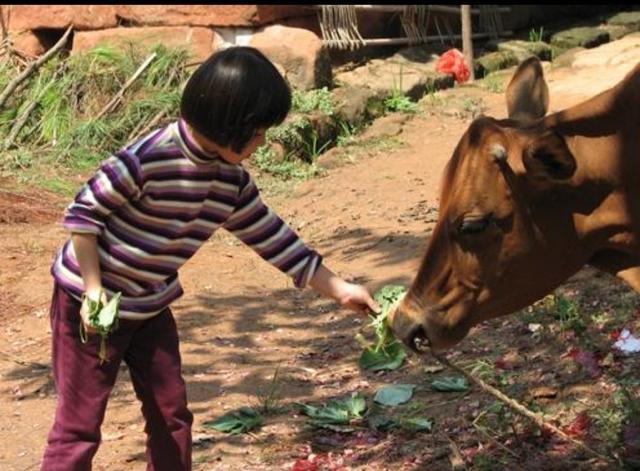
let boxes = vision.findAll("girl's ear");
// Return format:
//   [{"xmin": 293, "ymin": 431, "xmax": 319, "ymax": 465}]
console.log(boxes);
[{"xmin": 523, "ymin": 130, "xmax": 576, "ymax": 181}]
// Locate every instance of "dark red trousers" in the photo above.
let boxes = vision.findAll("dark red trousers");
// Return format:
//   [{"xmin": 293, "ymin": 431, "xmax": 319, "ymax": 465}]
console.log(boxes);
[{"xmin": 40, "ymin": 284, "xmax": 193, "ymax": 471}]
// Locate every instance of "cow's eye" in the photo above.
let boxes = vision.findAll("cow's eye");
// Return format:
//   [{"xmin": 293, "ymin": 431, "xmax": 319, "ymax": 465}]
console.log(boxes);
[{"xmin": 459, "ymin": 215, "xmax": 492, "ymax": 235}]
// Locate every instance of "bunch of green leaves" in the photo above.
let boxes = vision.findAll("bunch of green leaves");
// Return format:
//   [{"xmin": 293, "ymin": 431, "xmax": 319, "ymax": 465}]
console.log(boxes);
[
  {"xmin": 203, "ymin": 407, "xmax": 263, "ymax": 435},
  {"xmin": 84, "ymin": 291, "xmax": 122, "ymax": 337},
  {"xmin": 357, "ymin": 285, "xmax": 407, "ymax": 371},
  {"xmin": 296, "ymin": 392, "xmax": 367, "ymax": 431},
  {"xmin": 367, "ymin": 392, "xmax": 433, "ymax": 433}
]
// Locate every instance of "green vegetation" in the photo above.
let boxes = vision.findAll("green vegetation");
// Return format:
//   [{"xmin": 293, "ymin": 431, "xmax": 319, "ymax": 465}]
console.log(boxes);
[{"xmin": 0, "ymin": 44, "xmax": 189, "ymax": 194}]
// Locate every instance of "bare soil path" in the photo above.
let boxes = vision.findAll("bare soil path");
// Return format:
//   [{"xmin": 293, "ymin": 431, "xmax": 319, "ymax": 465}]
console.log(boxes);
[{"xmin": 1, "ymin": 38, "xmax": 639, "ymax": 470}]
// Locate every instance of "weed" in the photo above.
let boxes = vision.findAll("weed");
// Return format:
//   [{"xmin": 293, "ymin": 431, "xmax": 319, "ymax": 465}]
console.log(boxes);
[
  {"xmin": 254, "ymin": 365, "xmax": 285, "ymax": 415},
  {"xmin": 529, "ymin": 27, "xmax": 545, "ymax": 43},
  {"xmin": 553, "ymin": 294, "xmax": 588, "ymax": 335},
  {"xmin": 481, "ymin": 72, "xmax": 506, "ymax": 93},
  {"xmin": 292, "ymin": 87, "xmax": 334, "ymax": 115}
]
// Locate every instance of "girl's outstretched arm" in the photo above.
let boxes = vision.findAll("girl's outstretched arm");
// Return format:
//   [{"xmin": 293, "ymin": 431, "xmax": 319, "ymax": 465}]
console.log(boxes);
[{"xmin": 309, "ymin": 263, "xmax": 380, "ymax": 315}]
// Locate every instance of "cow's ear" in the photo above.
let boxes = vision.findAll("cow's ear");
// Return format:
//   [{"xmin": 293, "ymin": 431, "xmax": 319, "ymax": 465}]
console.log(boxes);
[
  {"xmin": 506, "ymin": 57, "xmax": 549, "ymax": 121},
  {"xmin": 523, "ymin": 130, "xmax": 575, "ymax": 180}
]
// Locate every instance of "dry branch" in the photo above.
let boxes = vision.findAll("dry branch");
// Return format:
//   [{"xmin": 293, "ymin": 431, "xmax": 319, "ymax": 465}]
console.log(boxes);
[
  {"xmin": 0, "ymin": 25, "xmax": 72, "ymax": 110},
  {"xmin": 126, "ymin": 74, "xmax": 188, "ymax": 143},
  {"xmin": 417, "ymin": 342, "xmax": 620, "ymax": 466},
  {"xmin": 95, "ymin": 51, "xmax": 157, "ymax": 120},
  {"xmin": 3, "ymin": 70, "xmax": 59, "ymax": 150}
]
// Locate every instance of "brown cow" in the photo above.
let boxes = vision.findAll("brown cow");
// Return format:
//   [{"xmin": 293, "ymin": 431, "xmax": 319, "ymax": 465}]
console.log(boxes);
[{"xmin": 389, "ymin": 57, "xmax": 640, "ymax": 351}]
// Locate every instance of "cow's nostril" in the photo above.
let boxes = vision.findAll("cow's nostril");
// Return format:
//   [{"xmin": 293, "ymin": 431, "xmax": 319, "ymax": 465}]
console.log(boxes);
[{"xmin": 405, "ymin": 323, "xmax": 428, "ymax": 353}]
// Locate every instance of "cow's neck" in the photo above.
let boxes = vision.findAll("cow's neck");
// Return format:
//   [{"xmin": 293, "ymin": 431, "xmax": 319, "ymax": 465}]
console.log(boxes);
[{"xmin": 541, "ymin": 69, "xmax": 640, "ymax": 257}]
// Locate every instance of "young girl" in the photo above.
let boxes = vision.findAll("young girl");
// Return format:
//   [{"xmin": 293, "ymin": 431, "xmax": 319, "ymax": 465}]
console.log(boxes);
[{"xmin": 41, "ymin": 46, "xmax": 380, "ymax": 471}]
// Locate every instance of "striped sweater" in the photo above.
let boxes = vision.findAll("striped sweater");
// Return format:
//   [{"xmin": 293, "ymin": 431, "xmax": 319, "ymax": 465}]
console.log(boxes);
[{"xmin": 51, "ymin": 119, "xmax": 323, "ymax": 319}]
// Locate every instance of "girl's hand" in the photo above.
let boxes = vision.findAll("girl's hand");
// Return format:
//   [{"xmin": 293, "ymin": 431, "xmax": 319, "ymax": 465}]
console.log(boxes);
[
  {"xmin": 309, "ymin": 264, "xmax": 380, "ymax": 316},
  {"xmin": 80, "ymin": 287, "xmax": 107, "ymax": 334},
  {"xmin": 335, "ymin": 282, "xmax": 381, "ymax": 316}
]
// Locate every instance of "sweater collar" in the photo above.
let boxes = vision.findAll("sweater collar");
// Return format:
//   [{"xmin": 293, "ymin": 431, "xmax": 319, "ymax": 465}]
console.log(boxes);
[{"xmin": 175, "ymin": 118, "xmax": 221, "ymax": 165}]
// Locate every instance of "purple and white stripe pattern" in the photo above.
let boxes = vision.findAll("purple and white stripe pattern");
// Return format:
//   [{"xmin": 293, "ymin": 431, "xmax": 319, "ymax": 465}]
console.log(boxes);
[{"xmin": 51, "ymin": 119, "xmax": 323, "ymax": 319}]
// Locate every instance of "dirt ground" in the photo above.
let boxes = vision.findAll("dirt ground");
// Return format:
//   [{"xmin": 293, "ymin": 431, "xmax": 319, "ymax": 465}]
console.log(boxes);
[{"xmin": 1, "ymin": 41, "xmax": 640, "ymax": 471}]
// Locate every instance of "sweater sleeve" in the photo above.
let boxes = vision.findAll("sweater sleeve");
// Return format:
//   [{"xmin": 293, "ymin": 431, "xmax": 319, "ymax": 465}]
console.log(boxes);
[
  {"xmin": 222, "ymin": 170, "xmax": 323, "ymax": 288},
  {"xmin": 63, "ymin": 150, "xmax": 143, "ymax": 235}
]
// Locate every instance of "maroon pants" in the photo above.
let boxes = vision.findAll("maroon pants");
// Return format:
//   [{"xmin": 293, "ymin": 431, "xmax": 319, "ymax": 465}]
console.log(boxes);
[{"xmin": 41, "ymin": 284, "xmax": 193, "ymax": 471}]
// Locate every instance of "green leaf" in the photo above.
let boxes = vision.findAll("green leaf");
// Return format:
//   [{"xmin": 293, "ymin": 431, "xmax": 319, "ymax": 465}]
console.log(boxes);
[
  {"xmin": 373, "ymin": 285, "xmax": 407, "ymax": 314},
  {"xmin": 367, "ymin": 413, "xmax": 397, "ymax": 431},
  {"xmin": 203, "ymin": 407, "xmax": 263, "ymax": 435},
  {"xmin": 431, "ymin": 377, "xmax": 470, "ymax": 392},
  {"xmin": 374, "ymin": 384, "xmax": 416, "ymax": 406},
  {"xmin": 96, "ymin": 292, "xmax": 121, "ymax": 332},
  {"xmin": 401, "ymin": 417, "xmax": 433, "ymax": 432},
  {"xmin": 359, "ymin": 342, "xmax": 406, "ymax": 371},
  {"xmin": 296, "ymin": 392, "xmax": 367, "ymax": 430}
]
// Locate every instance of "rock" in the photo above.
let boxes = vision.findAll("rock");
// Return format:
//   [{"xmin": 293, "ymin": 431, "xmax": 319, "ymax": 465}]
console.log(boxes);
[
  {"xmin": 334, "ymin": 47, "xmax": 453, "ymax": 102},
  {"xmin": 607, "ymin": 10, "xmax": 640, "ymax": 32},
  {"xmin": 359, "ymin": 113, "xmax": 410, "ymax": 141},
  {"xmin": 6, "ymin": 5, "xmax": 118, "ymax": 31},
  {"xmin": 490, "ymin": 40, "xmax": 552, "ymax": 62},
  {"xmin": 10, "ymin": 30, "xmax": 46, "ymax": 58},
  {"xmin": 250, "ymin": 25, "xmax": 331, "ymax": 91},
  {"xmin": 316, "ymin": 147, "xmax": 347, "ymax": 171},
  {"xmin": 600, "ymin": 24, "xmax": 632, "ymax": 41},
  {"xmin": 569, "ymin": 34, "xmax": 640, "ymax": 68},
  {"xmin": 551, "ymin": 47, "xmax": 586, "ymax": 68},
  {"xmin": 72, "ymin": 26, "xmax": 221, "ymax": 62},
  {"xmin": 474, "ymin": 50, "xmax": 519, "ymax": 78},
  {"xmin": 115, "ymin": 5, "xmax": 259, "ymax": 28},
  {"xmin": 332, "ymin": 85, "xmax": 378, "ymax": 126},
  {"xmin": 550, "ymin": 27, "xmax": 610, "ymax": 50}
]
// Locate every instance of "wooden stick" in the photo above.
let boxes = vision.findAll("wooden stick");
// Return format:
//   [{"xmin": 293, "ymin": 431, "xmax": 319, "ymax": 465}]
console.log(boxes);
[
  {"xmin": 418, "ymin": 343, "xmax": 620, "ymax": 466},
  {"xmin": 306, "ymin": 5, "xmax": 511, "ymax": 15},
  {"xmin": 0, "ymin": 5, "xmax": 8, "ymax": 41},
  {"xmin": 0, "ymin": 25, "xmax": 71, "ymax": 110},
  {"xmin": 94, "ymin": 51, "xmax": 157, "ymax": 120},
  {"xmin": 323, "ymin": 31, "xmax": 513, "ymax": 48},
  {"xmin": 3, "ymin": 70, "xmax": 59, "ymax": 150},
  {"xmin": 126, "ymin": 66, "xmax": 181, "ymax": 142},
  {"xmin": 461, "ymin": 5, "xmax": 475, "ymax": 81}
]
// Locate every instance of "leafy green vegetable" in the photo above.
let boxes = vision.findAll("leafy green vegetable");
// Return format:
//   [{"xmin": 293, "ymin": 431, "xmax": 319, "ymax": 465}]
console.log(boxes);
[
  {"xmin": 359, "ymin": 342, "xmax": 406, "ymax": 371},
  {"xmin": 80, "ymin": 290, "xmax": 122, "ymax": 364},
  {"xmin": 401, "ymin": 417, "xmax": 433, "ymax": 432},
  {"xmin": 431, "ymin": 376, "xmax": 470, "ymax": 392},
  {"xmin": 203, "ymin": 407, "xmax": 263, "ymax": 435},
  {"xmin": 296, "ymin": 392, "xmax": 367, "ymax": 431},
  {"xmin": 90, "ymin": 291, "xmax": 121, "ymax": 336},
  {"xmin": 374, "ymin": 384, "xmax": 416, "ymax": 406},
  {"xmin": 357, "ymin": 285, "xmax": 408, "ymax": 371}
]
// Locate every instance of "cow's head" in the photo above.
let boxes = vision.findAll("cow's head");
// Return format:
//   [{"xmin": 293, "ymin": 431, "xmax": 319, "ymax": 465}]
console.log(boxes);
[{"xmin": 389, "ymin": 57, "xmax": 582, "ymax": 351}]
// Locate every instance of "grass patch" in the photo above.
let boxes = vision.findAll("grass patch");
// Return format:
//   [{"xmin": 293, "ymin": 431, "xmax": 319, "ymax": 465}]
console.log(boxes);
[{"xmin": 0, "ymin": 44, "xmax": 189, "ymax": 194}]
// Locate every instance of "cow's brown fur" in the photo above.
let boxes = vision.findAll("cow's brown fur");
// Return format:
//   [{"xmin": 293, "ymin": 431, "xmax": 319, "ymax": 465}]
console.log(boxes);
[{"xmin": 389, "ymin": 57, "xmax": 640, "ymax": 351}]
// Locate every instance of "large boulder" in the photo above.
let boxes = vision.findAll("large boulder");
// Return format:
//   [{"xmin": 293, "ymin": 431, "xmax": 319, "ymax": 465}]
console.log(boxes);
[
  {"xmin": 72, "ymin": 26, "xmax": 221, "ymax": 62},
  {"xmin": 607, "ymin": 11, "xmax": 640, "ymax": 32},
  {"xmin": 115, "ymin": 5, "xmax": 259, "ymax": 28},
  {"xmin": 5, "ymin": 5, "xmax": 118, "ymax": 31},
  {"xmin": 550, "ymin": 27, "xmax": 610, "ymax": 50},
  {"xmin": 334, "ymin": 46, "xmax": 453, "ymax": 101},
  {"xmin": 250, "ymin": 25, "xmax": 331, "ymax": 91},
  {"xmin": 10, "ymin": 30, "xmax": 46, "ymax": 58}
]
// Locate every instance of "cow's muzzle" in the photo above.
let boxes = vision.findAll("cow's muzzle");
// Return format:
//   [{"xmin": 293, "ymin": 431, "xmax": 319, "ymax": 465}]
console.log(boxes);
[{"xmin": 387, "ymin": 296, "xmax": 431, "ymax": 352}]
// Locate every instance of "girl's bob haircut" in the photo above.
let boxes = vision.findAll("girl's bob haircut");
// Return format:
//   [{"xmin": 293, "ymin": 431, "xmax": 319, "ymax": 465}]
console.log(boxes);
[{"xmin": 180, "ymin": 46, "xmax": 291, "ymax": 153}]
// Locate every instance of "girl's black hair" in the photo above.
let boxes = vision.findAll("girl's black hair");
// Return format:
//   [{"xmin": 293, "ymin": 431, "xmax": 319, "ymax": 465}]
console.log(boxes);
[{"xmin": 180, "ymin": 46, "xmax": 291, "ymax": 153}]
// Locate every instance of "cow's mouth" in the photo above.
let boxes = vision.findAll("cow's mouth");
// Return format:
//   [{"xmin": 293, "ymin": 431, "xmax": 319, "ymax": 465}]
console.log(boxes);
[{"xmin": 387, "ymin": 298, "xmax": 432, "ymax": 352}]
